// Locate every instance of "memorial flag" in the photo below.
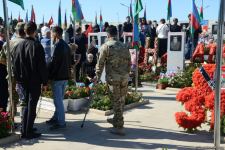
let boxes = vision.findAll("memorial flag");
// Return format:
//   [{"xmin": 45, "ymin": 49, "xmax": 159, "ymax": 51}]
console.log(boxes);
[
  {"xmin": 30, "ymin": 5, "xmax": 35, "ymax": 23},
  {"xmin": 72, "ymin": 0, "xmax": 84, "ymax": 21},
  {"xmin": 167, "ymin": 0, "xmax": 172, "ymax": 20},
  {"xmin": 133, "ymin": 0, "xmax": 143, "ymax": 44},
  {"xmin": 190, "ymin": 0, "xmax": 201, "ymax": 37},
  {"xmin": 58, "ymin": 0, "xmax": 62, "ymax": 27},
  {"xmin": 9, "ymin": 0, "xmax": 24, "ymax": 10}
]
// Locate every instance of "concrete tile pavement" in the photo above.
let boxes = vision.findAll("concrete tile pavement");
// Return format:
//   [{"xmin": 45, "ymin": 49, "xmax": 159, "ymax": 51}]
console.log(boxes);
[{"xmin": 2, "ymin": 84, "xmax": 225, "ymax": 150}]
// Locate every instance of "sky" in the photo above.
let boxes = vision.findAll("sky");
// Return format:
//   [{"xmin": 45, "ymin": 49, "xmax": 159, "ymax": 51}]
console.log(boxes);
[{"xmin": 0, "ymin": 0, "xmax": 220, "ymax": 24}]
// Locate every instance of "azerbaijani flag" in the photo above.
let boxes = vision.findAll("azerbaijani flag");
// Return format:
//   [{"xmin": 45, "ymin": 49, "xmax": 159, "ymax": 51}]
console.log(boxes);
[
  {"xmin": 30, "ymin": 5, "xmax": 35, "ymax": 23},
  {"xmin": 9, "ymin": 0, "xmax": 24, "ymax": 10},
  {"xmin": 95, "ymin": 12, "xmax": 97, "ymax": 25},
  {"xmin": 58, "ymin": 0, "xmax": 62, "ymax": 27},
  {"xmin": 100, "ymin": 10, "xmax": 103, "ymax": 32},
  {"xmin": 48, "ymin": 16, "xmax": 54, "ymax": 26},
  {"xmin": 72, "ymin": 0, "xmax": 84, "ymax": 22},
  {"xmin": 133, "ymin": 0, "xmax": 143, "ymax": 45},
  {"xmin": 64, "ymin": 11, "xmax": 67, "ymax": 28},
  {"xmin": 18, "ymin": 12, "xmax": 21, "ymax": 22},
  {"xmin": 144, "ymin": 5, "xmax": 146, "ymax": 20},
  {"xmin": 25, "ymin": 10, "xmax": 28, "ymax": 23},
  {"xmin": 200, "ymin": 6, "xmax": 203, "ymax": 20},
  {"xmin": 167, "ymin": 0, "xmax": 172, "ymax": 20},
  {"xmin": 70, "ymin": 14, "xmax": 74, "ymax": 24},
  {"xmin": 191, "ymin": 0, "xmax": 201, "ymax": 37}
]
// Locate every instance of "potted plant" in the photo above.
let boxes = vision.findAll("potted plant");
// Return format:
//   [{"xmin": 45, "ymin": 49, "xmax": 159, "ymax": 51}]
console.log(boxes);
[
  {"xmin": 41, "ymin": 86, "xmax": 69, "ymax": 112},
  {"xmin": 156, "ymin": 76, "xmax": 169, "ymax": 90},
  {"xmin": 65, "ymin": 86, "xmax": 90, "ymax": 111}
]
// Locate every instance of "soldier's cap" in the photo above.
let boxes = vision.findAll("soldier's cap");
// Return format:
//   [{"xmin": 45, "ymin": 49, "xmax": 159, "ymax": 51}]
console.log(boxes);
[{"xmin": 15, "ymin": 22, "xmax": 25, "ymax": 31}]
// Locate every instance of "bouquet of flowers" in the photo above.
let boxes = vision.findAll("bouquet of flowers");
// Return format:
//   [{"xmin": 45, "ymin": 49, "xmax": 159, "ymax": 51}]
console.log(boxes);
[{"xmin": 64, "ymin": 86, "xmax": 90, "ymax": 99}]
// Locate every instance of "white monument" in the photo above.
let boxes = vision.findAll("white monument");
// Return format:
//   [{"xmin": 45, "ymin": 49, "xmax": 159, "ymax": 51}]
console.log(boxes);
[
  {"xmin": 88, "ymin": 32, "xmax": 108, "ymax": 83},
  {"xmin": 167, "ymin": 32, "xmax": 186, "ymax": 72}
]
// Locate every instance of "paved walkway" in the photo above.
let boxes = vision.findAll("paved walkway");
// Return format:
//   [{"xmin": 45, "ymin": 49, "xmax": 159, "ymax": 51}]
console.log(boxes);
[{"xmin": 2, "ymin": 83, "xmax": 225, "ymax": 150}]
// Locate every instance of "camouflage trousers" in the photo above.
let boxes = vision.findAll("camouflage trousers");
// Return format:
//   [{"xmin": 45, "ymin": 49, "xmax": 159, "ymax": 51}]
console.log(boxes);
[{"xmin": 108, "ymin": 80, "xmax": 128, "ymax": 129}]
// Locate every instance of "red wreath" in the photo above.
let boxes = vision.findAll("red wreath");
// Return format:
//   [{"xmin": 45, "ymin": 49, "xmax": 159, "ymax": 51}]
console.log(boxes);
[{"xmin": 175, "ymin": 64, "xmax": 225, "ymax": 131}]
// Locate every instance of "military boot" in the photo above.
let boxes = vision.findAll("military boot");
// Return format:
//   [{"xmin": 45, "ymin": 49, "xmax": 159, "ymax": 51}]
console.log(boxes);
[
  {"xmin": 107, "ymin": 118, "xmax": 113, "ymax": 125},
  {"xmin": 109, "ymin": 127, "xmax": 125, "ymax": 136}
]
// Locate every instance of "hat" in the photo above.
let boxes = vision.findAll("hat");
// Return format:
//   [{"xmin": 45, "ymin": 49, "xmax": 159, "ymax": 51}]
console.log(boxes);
[
  {"xmin": 41, "ymin": 26, "xmax": 50, "ymax": 36},
  {"xmin": 15, "ymin": 22, "xmax": 25, "ymax": 31}
]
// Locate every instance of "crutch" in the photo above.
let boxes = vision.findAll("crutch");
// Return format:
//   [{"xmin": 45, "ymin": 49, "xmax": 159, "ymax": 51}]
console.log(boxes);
[
  {"xmin": 81, "ymin": 88, "xmax": 94, "ymax": 128},
  {"xmin": 81, "ymin": 82, "xmax": 97, "ymax": 128}
]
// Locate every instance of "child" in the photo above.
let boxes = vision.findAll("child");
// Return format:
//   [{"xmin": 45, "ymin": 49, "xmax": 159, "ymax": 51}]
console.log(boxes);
[{"xmin": 0, "ymin": 41, "xmax": 8, "ymax": 112}]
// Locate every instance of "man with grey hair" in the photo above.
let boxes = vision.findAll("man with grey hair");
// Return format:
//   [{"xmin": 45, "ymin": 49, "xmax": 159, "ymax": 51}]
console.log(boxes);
[
  {"xmin": 81, "ymin": 53, "xmax": 96, "ymax": 86},
  {"xmin": 3, "ymin": 22, "xmax": 26, "ymax": 115},
  {"xmin": 41, "ymin": 26, "xmax": 51, "ymax": 63}
]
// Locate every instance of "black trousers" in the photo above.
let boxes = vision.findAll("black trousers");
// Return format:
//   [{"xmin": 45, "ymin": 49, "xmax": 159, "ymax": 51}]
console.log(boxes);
[
  {"xmin": 0, "ymin": 81, "xmax": 8, "ymax": 112},
  {"xmin": 75, "ymin": 63, "xmax": 81, "ymax": 82},
  {"xmin": 158, "ymin": 38, "xmax": 168, "ymax": 58},
  {"xmin": 0, "ymin": 65, "xmax": 9, "ymax": 112},
  {"xmin": 21, "ymin": 84, "xmax": 41, "ymax": 136}
]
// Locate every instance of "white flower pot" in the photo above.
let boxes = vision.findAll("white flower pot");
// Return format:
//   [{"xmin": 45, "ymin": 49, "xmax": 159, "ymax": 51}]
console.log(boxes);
[
  {"xmin": 68, "ymin": 97, "xmax": 89, "ymax": 111},
  {"xmin": 63, "ymin": 99, "xmax": 69, "ymax": 112},
  {"xmin": 38, "ymin": 97, "xmax": 69, "ymax": 112}
]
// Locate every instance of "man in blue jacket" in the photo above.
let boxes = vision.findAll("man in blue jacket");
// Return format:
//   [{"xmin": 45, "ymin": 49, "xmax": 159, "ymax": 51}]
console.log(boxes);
[
  {"xmin": 41, "ymin": 26, "xmax": 51, "ymax": 63},
  {"xmin": 47, "ymin": 26, "xmax": 71, "ymax": 130}
]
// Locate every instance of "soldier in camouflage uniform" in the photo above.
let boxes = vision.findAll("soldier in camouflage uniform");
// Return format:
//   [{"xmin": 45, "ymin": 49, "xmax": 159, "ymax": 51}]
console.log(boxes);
[{"xmin": 95, "ymin": 25, "xmax": 131, "ymax": 136}]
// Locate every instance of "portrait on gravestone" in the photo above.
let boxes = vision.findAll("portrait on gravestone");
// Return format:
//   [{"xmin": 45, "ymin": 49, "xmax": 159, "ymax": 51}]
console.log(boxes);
[
  {"xmin": 123, "ymin": 32, "xmax": 133, "ymax": 44},
  {"xmin": 170, "ymin": 35, "xmax": 182, "ymax": 51},
  {"xmin": 90, "ymin": 36, "xmax": 98, "ymax": 47},
  {"xmin": 100, "ymin": 36, "xmax": 107, "ymax": 45}
]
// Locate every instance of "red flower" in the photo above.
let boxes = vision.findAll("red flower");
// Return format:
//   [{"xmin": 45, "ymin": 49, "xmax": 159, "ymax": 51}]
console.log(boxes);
[{"xmin": 174, "ymin": 64, "xmax": 222, "ymax": 131}]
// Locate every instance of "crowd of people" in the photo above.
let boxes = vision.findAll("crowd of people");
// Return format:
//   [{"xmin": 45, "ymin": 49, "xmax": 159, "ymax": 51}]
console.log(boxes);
[{"xmin": 0, "ymin": 14, "xmax": 203, "ymax": 139}]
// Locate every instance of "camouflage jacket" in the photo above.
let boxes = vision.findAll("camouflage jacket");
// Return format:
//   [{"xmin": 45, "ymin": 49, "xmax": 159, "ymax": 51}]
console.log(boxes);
[{"xmin": 96, "ymin": 37, "xmax": 131, "ymax": 82}]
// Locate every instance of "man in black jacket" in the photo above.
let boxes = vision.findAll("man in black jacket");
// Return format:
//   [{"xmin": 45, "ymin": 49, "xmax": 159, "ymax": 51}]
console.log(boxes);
[
  {"xmin": 13, "ymin": 21, "xmax": 48, "ymax": 139},
  {"xmin": 170, "ymin": 18, "xmax": 181, "ymax": 32},
  {"xmin": 123, "ymin": 16, "xmax": 133, "ymax": 32},
  {"xmin": 47, "ymin": 26, "xmax": 71, "ymax": 130}
]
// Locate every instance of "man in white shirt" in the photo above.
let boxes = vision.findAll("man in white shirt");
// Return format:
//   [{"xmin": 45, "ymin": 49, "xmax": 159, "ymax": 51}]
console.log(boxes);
[{"xmin": 156, "ymin": 19, "xmax": 169, "ymax": 58}]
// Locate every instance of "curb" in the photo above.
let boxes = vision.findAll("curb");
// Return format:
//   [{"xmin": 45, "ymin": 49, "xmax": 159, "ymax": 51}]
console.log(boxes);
[
  {"xmin": 166, "ymin": 87, "xmax": 182, "ymax": 91},
  {"xmin": 89, "ymin": 100, "xmax": 150, "ymax": 116},
  {"xmin": 0, "ymin": 133, "xmax": 20, "ymax": 146}
]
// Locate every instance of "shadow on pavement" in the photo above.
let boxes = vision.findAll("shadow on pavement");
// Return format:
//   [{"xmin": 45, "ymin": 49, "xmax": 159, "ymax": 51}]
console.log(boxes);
[
  {"xmin": 3, "ymin": 120, "xmax": 215, "ymax": 150},
  {"xmin": 143, "ymin": 96, "xmax": 176, "ymax": 101}
]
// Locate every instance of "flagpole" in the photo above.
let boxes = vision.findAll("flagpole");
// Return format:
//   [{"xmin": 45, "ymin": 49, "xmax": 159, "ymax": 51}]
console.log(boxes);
[
  {"xmin": 214, "ymin": 0, "xmax": 224, "ymax": 149},
  {"xmin": 3, "ymin": 0, "xmax": 15, "ymax": 131},
  {"xmin": 73, "ymin": 19, "xmax": 77, "ymax": 84}
]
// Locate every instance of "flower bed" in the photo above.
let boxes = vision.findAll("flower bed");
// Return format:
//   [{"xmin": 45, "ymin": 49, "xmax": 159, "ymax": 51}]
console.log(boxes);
[
  {"xmin": 90, "ymin": 84, "xmax": 144, "ymax": 111},
  {"xmin": 40, "ymin": 84, "xmax": 90, "ymax": 112},
  {"xmin": 168, "ymin": 64, "xmax": 199, "ymax": 88},
  {"xmin": 40, "ymin": 82, "xmax": 146, "ymax": 114},
  {"xmin": 0, "ymin": 112, "xmax": 12, "ymax": 139}
]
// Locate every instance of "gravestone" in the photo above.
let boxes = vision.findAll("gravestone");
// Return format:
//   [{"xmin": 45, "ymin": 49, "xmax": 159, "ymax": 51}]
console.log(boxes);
[{"xmin": 167, "ymin": 32, "xmax": 186, "ymax": 72}]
